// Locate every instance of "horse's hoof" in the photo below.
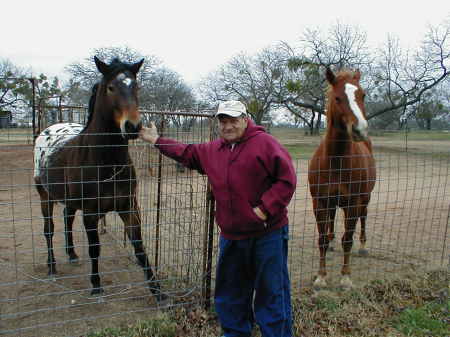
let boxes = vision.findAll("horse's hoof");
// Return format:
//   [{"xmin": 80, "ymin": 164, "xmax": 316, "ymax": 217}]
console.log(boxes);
[
  {"xmin": 340, "ymin": 276, "xmax": 353, "ymax": 290},
  {"xmin": 156, "ymin": 294, "xmax": 172, "ymax": 309},
  {"xmin": 156, "ymin": 292, "xmax": 168, "ymax": 303},
  {"xmin": 48, "ymin": 269, "xmax": 57, "ymax": 276},
  {"xmin": 90, "ymin": 287, "xmax": 104, "ymax": 296},
  {"xmin": 69, "ymin": 254, "xmax": 79, "ymax": 264},
  {"xmin": 313, "ymin": 276, "xmax": 327, "ymax": 289},
  {"xmin": 358, "ymin": 248, "xmax": 369, "ymax": 256}
]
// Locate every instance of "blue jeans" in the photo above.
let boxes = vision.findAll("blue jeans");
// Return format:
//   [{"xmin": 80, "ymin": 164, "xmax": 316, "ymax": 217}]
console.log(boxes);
[{"xmin": 215, "ymin": 226, "xmax": 292, "ymax": 337}]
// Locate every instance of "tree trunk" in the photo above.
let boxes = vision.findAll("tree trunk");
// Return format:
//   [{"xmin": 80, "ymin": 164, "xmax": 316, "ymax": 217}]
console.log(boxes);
[
  {"xmin": 314, "ymin": 111, "xmax": 322, "ymax": 135},
  {"xmin": 252, "ymin": 109, "xmax": 264, "ymax": 125},
  {"xmin": 308, "ymin": 113, "xmax": 315, "ymax": 135}
]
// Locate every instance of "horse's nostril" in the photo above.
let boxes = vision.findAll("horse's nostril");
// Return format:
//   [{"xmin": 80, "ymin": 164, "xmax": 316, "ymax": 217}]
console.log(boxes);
[
  {"xmin": 352, "ymin": 125, "xmax": 367, "ymax": 141},
  {"xmin": 124, "ymin": 120, "xmax": 133, "ymax": 134},
  {"xmin": 124, "ymin": 120, "xmax": 141, "ymax": 139}
]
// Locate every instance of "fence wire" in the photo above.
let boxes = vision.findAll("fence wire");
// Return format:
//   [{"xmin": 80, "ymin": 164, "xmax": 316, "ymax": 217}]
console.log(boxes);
[{"xmin": 0, "ymin": 118, "xmax": 449, "ymax": 337}]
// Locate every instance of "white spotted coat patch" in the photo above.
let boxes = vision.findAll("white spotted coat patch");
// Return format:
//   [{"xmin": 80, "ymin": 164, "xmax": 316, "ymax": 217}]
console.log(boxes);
[{"xmin": 34, "ymin": 123, "xmax": 84, "ymax": 177}]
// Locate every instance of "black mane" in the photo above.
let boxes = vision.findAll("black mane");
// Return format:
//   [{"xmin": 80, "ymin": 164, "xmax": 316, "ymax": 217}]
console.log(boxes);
[
  {"xmin": 84, "ymin": 83, "xmax": 98, "ymax": 130},
  {"xmin": 102, "ymin": 58, "xmax": 136, "ymax": 80}
]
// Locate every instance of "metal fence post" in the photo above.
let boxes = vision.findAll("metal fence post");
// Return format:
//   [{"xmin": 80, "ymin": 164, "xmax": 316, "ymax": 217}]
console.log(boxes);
[
  {"xmin": 28, "ymin": 78, "xmax": 37, "ymax": 144},
  {"xmin": 202, "ymin": 116, "xmax": 216, "ymax": 309},
  {"xmin": 442, "ymin": 204, "xmax": 450, "ymax": 268},
  {"xmin": 155, "ymin": 118, "xmax": 165, "ymax": 272}
]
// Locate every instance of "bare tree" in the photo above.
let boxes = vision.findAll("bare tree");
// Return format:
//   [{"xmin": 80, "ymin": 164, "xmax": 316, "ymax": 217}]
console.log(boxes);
[
  {"xmin": 64, "ymin": 46, "xmax": 196, "ymax": 115},
  {"xmin": 198, "ymin": 46, "xmax": 284, "ymax": 124},
  {"xmin": 369, "ymin": 19, "xmax": 449, "ymax": 127},
  {"xmin": 141, "ymin": 67, "xmax": 195, "ymax": 111},
  {"xmin": 0, "ymin": 58, "xmax": 65, "ymax": 127},
  {"xmin": 413, "ymin": 82, "xmax": 450, "ymax": 129},
  {"xmin": 65, "ymin": 46, "xmax": 160, "ymax": 89},
  {"xmin": 0, "ymin": 58, "xmax": 31, "ymax": 111},
  {"xmin": 275, "ymin": 22, "xmax": 373, "ymax": 134}
]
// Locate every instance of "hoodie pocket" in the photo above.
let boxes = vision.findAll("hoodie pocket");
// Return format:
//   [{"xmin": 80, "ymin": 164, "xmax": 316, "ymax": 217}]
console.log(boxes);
[
  {"xmin": 215, "ymin": 196, "xmax": 267, "ymax": 234},
  {"xmin": 239, "ymin": 200, "xmax": 266, "ymax": 231}
]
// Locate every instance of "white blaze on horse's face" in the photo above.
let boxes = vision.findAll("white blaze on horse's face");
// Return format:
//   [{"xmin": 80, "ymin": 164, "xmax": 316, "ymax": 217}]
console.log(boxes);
[
  {"xmin": 345, "ymin": 83, "xmax": 368, "ymax": 141},
  {"xmin": 116, "ymin": 72, "xmax": 133, "ymax": 87},
  {"xmin": 114, "ymin": 72, "xmax": 141, "ymax": 139}
]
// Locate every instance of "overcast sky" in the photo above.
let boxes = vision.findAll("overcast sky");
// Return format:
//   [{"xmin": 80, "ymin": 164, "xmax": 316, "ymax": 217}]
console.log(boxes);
[{"xmin": 2, "ymin": 1, "xmax": 449, "ymax": 85}]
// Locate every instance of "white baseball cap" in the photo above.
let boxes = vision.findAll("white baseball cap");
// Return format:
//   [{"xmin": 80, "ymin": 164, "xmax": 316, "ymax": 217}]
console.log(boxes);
[{"xmin": 216, "ymin": 100, "xmax": 247, "ymax": 117}]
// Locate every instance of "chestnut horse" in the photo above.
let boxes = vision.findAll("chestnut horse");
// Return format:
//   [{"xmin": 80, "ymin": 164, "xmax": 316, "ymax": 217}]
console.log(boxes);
[
  {"xmin": 308, "ymin": 68, "xmax": 376, "ymax": 289},
  {"xmin": 34, "ymin": 57, "xmax": 166, "ymax": 301}
]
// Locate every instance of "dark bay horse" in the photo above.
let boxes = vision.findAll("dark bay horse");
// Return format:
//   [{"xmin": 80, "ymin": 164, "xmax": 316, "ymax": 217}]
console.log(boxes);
[
  {"xmin": 308, "ymin": 68, "xmax": 376, "ymax": 289},
  {"xmin": 34, "ymin": 57, "xmax": 165, "ymax": 301}
]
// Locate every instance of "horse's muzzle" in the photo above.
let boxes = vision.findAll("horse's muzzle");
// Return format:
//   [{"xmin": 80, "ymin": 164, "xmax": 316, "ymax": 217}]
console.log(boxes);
[
  {"xmin": 351, "ymin": 125, "xmax": 368, "ymax": 142},
  {"xmin": 124, "ymin": 120, "xmax": 142, "ymax": 140}
]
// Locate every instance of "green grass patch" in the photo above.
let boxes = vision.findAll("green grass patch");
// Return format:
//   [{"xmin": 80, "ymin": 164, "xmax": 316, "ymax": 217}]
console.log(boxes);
[
  {"xmin": 0, "ymin": 127, "xmax": 34, "ymax": 145},
  {"xmin": 392, "ymin": 300, "xmax": 449, "ymax": 337},
  {"xmin": 312, "ymin": 295, "xmax": 340, "ymax": 312},
  {"xmin": 371, "ymin": 130, "xmax": 450, "ymax": 141},
  {"xmin": 283, "ymin": 143, "xmax": 318, "ymax": 160},
  {"xmin": 87, "ymin": 313, "xmax": 177, "ymax": 337}
]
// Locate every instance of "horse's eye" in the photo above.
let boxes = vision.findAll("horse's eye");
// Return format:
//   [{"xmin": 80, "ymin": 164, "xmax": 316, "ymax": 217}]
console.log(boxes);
[{"xmin": 335, "ymin": 97, "xmax": 341, "ymax": 103}]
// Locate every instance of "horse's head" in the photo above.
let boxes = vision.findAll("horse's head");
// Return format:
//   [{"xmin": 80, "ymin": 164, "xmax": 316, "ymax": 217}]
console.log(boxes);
[
  {"xmin": 94, "ymin": 56, "xmax": 144, "ymax": 140},
  {"xmin": 325, "ymin": 67, "xmax": 368, "ymax": 142}
]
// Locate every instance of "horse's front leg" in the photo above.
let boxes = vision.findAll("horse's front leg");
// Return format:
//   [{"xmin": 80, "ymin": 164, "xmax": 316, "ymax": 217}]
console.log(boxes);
[
  {"xmin": 63, "ymin": 207, "xmax": 79, "ymax": 263},
  {"xmin": 327, "ymin": 207, "xmax": 337, "ymax": 251},
  {"xmin": 358, "ymin": 190, "xmax": 371, "ymax": 256},
  {"xmin": 118, "ymin": 199, "xmax": 167, "ymax": 303},
  {"xmin": 358, "ymin": 206, "xmax": 369, "ymax": 256},
  {"xmin": 313, "ymin": 199, "xmax": 331, "ymax": 289},
  {"xmin": 340, "ymin": 205, "xmax": 359, "ymax": 289},
  {"xmin": 83, "ymin": 213, "xmax": 103, "ymax": 295}
]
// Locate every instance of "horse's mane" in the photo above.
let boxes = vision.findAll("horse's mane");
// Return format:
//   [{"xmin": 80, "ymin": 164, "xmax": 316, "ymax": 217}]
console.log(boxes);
[
  {"xmin": 83, "ymin": 83, "xmax": 99, "ymax": 131},
  {"xmin": 104, "ymin": 58, "xmax": 135, "ymax": 79}
]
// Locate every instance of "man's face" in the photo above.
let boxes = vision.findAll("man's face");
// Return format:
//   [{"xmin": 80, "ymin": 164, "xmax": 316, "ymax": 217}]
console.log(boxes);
[{"xmin": 217, "ymin": 115, "xmax": 248, "ymax": 143}]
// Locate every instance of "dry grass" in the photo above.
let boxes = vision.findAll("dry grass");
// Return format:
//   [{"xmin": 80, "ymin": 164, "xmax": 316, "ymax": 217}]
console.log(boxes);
[{"xmin": 86, "ymin": 268, "xmax": 449, "ymax": 337}]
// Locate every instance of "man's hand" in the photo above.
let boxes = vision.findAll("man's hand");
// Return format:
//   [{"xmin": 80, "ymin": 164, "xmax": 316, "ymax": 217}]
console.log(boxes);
[
  {"xmin": 139, "ymin": 122, "xmax": 159, "ymax": 144},
  {"xmin": 253, "ymin": 207, "xmax": 268, "ymax": 221}
]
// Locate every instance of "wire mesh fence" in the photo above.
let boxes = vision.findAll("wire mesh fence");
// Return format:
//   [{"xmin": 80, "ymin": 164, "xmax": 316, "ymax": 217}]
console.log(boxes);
[
  {"xmin": 287, "ymin": 148, "xmax": 449, "ymax": 291},
  {"xmin": 0, "ymin": 113, "xmax": 449, "ymax": 336}
]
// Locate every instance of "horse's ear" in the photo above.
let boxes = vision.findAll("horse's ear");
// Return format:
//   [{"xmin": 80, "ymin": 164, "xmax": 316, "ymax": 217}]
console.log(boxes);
[
  {"xmin": 354, "ymin": 69, "xmax": 361, "ymax": 81},
  {"xmin": 325, "ymin": 67, "xmax": 336, "ymax": 85},
  {"xmin": 130, "ymin": 58, "xmax": 144, "ymax": 75},
  {"xmin": 94, "ymin": 56, "xmax": 109, "ymax": 75}
]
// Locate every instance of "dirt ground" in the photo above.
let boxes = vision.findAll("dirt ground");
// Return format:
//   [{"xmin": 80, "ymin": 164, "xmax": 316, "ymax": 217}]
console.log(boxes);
[{"xmin": 0, "ymin": 142, "xmax": 449, "ymax": 337}]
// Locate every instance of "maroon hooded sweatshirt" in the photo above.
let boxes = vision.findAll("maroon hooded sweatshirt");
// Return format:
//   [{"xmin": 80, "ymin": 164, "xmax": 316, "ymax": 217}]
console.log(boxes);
[{"xmin": 155, "ymin": 120, "xmax": 297, "ymax": 240}]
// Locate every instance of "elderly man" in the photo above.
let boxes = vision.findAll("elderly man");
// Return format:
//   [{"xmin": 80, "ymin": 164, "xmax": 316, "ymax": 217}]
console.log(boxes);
[{"xmin": 139, "ymin": 100, "xmax": 296, "ymax": 337}]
